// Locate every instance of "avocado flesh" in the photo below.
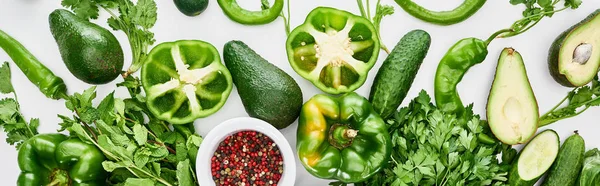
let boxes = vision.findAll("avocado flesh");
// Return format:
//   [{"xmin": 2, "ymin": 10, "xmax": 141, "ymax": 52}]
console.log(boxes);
[
  {"xmin": 487, "ymin": 48, "xmax": 539, "ymax": 145},
  {"xmin": 549, "ymin": 10, "xmax": 600, "ymax": 87}
]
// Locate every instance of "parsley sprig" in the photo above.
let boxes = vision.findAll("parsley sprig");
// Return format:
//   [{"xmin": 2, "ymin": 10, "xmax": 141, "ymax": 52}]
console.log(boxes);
[
  {"xmin": 540, "ymin": 76, "xmax": 600, "ymax": 126},
  {"xmin": 500, "ymin": 0, "xmax": 582, "ymax": 38},
  {"xmin": 0, "ymin": 62, "xmax": 39, "ymax": 149},
  {"xmin": 356, "ymin": 0, "xmax": 395, "ymax": 54},
  {"xmin": 61, "ymin": 0, "xmax": 158, "ymax": 77},
  {"xmin": 333, "ymin": 91, "xmax": 508, "ymax": 186},
  {"xmin": 58, "ymin": 76, "xmax": 202, "ymax": 186}
]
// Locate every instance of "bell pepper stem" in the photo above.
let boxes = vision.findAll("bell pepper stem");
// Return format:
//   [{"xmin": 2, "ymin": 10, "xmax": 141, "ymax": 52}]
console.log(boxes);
[
  {"xmin": 329, "ymin": 124, "xmax": 359, "ymax": 149},
  {"xmin": 344, "ymin": 129, "xmax": 358, "ymax": 139}
]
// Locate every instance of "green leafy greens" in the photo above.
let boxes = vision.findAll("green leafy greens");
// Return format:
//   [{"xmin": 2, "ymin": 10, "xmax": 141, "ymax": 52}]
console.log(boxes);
[
  {"xmin": 333, "ymin": 91, "xmax": 508, "ymax": 186},
  {"xmin": 540, "ymin": 75, "xmax": 600, "ymax": 126},
  {"xmin": 61, "ymin": 0, "xmax": 158, "ymax": 77},
  {"xmin": 58, "ymin": 76, "xmax": 202, "ymax": 186},
  {"xmin": 355, "ymin": 0, "xmax": 394, "ymax": 54},
  {"xmin": 501, "ymin": 0, "xmax": 582, "ymax": 37},
  {"xmin": 0, "ymin": 62, "xmax": 39, "ymax": 149}
]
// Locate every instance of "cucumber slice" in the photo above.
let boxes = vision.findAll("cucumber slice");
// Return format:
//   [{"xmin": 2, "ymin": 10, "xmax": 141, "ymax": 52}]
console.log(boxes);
[{"xmin": 508, "ymin": 130, "xmax": 560, "ymax": 186}]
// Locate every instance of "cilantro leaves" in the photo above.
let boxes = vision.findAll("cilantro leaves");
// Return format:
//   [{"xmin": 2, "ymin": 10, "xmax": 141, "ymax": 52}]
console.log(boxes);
[
  {"xmin": 336, "ymin": 91, "xmax": 508, "ymax": 186},
  {"xmin": 61, "ymin": 0, "xmax": 157, "ymax": 77},
  {"xmin": 0, "ymin": 62, "xmax": 39, "ymax": 149},
  {"xmin": 58, "ymin": 76, "xmax": 201, "ymax": 185},
  {"xmin": 502, "ymin": 0, "xmax": 583, "ymax": 37},
  {"xmin": 540, "ymin": 76, "xmax": 600, "ymax": 126}
]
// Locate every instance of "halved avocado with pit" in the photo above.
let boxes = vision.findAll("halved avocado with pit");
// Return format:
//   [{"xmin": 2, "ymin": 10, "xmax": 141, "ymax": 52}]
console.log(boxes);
[
  {"xmin": 487, "ymin": 48, "xmax": 539, "ymax": 145},
  {"xmin": 286, "ymin": 7, "xmax": 380, "ymax": 94},
  {"xmin": 549, "ymin": 9, "xmax": 600, "ymax": 87}
]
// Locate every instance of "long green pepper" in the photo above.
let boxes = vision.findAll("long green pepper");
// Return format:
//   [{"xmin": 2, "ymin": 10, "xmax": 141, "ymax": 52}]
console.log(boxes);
[
  {"xmin": 434, "ymin": 29, "xmax": 510, "ymax": 114},
  {"xmin": 217, "ymin": 0, "xmax": 283, "ymax": 25},
  {"xmin": 395, "ymin": 0, "xmax": 486, "ymax": 25},
  {"xmin": 0, "ymin": 29, "xmax": 68, "ymax": 100}
]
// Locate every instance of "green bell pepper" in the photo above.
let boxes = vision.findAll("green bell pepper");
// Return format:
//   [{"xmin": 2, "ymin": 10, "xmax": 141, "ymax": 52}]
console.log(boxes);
[
  {"xmin": 141, "ymin": 40, "xmax": 233, "ymax": 124},
  {"xmin": 296, "ymin": 92, "xmax": 391, "ymax": 183},
  {"xmin": 18, "ymin": 133, "xmax": 106, "ymax": 186},
  {"xmin": 286, "ymin": 7, "xmax": 380, "ymax": 94}
]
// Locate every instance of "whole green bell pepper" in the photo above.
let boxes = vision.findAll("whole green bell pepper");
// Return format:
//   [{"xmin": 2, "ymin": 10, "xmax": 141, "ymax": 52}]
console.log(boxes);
[
  {"xmin": 286, "ymin": 7, "xmax": 380, "ymax": 94},
  {"xmin": 297, "ymin": 92, "xmax": 391, "ymax": 183},
  {"xmin": 141, "ymin": 40, "xmax": 233, "ymax": 124},
  {"xmin": 18, "ymin": 133, "xmax": 106, "ymax": 186}
]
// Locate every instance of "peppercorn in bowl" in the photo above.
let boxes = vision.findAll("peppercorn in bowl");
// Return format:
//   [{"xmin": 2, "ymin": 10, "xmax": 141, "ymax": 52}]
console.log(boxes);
[{"xmin": 196, "ymin": 117, "xmax": 296, "ymax": 186}]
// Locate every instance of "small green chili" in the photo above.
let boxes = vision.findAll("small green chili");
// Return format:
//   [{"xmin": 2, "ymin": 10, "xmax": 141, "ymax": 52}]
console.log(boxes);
[
  {"xmin": 0, "ymin": 29, "xmax": 68, "ymax": 100},
  {"xmin": 394, "ymin": 0, "xmax": 486, "ymax": 25},
  {"xmin": 217, "ymin": 0, "xmax": 284, "ymax": 25}
]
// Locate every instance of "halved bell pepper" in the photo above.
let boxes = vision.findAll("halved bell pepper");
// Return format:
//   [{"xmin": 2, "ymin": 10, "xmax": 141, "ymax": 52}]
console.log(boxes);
[
  {"xmin": 286, "ymin": 7, "xmax": 380, "ymax": 94},
  {"xmin": 296, "ymin": 92, "xmax": 391, "ymax": 183},
  {"xmin": 18, "ymin": 134, "xmax": 106, "ymax": 186},
  {"xmin": 142, "ymin": 40, "xmax": 233, "ymax": 124}
]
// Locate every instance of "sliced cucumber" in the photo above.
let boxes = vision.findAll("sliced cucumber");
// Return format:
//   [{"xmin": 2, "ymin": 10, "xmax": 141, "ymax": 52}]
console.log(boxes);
[
  {"xmin": 542, "ymin": 131, "xmax": 585, "ymax": 186},
  {"xmin": 508, "ymin": 130, "xmax": 560, "ymax": 186}
]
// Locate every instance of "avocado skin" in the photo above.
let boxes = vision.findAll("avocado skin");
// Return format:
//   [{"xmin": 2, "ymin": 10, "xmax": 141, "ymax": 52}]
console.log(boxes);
[
  {"xmin": 223, "ymin": 40, "xmax": 303, "ymax": 129},
  {"xmin": 174, "ymin": 0, "xmax": 209, "ymax": 16},
  {"xmin": 548, "ymin": 9, "xmax": 600, "ymax": 87},
  {"xmin": 49, "ymin": 9, "xmax": 124, "ymax": 84}
]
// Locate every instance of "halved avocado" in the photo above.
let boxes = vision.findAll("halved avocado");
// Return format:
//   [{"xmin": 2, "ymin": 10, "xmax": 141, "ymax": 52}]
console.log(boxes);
[
  {"xmin": 487, "ymin": 48, "xmax": 539, "ymax": 145},
  {"xmin": 549, "ymin": 9, "xmax": 600, "ymax": 87}
]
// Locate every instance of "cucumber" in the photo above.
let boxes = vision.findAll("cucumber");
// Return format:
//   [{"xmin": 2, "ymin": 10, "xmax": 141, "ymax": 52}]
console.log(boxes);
[
  {"xmin": 542, "ymin": 131, "xmax": 586, "ymax": 186},
  {"xmin": 368, "ymin": 29, "xmax": 431, "ymax": 119},
  {"xmin": 508, "ymin": 130, "xmax": 560, "ymax": 186}
]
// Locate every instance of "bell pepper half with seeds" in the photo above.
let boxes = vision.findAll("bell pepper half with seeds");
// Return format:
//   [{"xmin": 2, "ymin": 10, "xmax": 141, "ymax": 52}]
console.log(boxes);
[
  {"xmin": 296, "ymin": 92, "xmax": 391, "ymax": 183},
  {"xmin": 141, "ymin": 40, "xmax": 233, "ymax": 124},
  {"xmin": 286, "ymin": 7, "xmax": 380, "ymax": 94}
]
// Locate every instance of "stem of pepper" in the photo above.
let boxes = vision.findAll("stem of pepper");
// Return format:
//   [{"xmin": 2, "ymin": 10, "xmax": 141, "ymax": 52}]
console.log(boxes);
[
  {"xmin": 484, "ymin": 28, "xmax": 513, "ymax": 45},
  {"xmin": 328, "ymin": 124, "xmax": 358, "ymax": 149}
]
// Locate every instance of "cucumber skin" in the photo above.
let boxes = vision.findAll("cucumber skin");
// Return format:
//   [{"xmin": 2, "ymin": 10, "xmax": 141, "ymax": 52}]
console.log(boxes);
[
  {"xmin": 368, "ymin": 29, "xmax": 431, "ymax": 119},
  {"xmin": 542, "ymin": 133, "xmax": 586, "ymax": 186},
  {"xmin": 548, "ymin": 9, "xmax": 600, "ymax": 87},
  {"xmin": 508, "ymin": 130, "xmax": 560, "ymax": 186}
]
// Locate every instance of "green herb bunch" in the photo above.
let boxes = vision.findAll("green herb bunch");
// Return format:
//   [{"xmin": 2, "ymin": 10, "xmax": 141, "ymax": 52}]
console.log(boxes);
[
  {"xmin": 338, "ymin": 91, "xmax": 509, "ymax": 186},
  {"xmin": 540, "ymin": 76, "xmax": 600, "ymax": 126},
  {"xmin": 0, "ymin": 62, "xmax": 39, "ymax": 149},
  {"xmin": 58, "ymin": 76, "xmax": 202, "ymax": 186},
  {"xmin": 502, "ymin": 0, "xmax": 582, "ymax": 37}
]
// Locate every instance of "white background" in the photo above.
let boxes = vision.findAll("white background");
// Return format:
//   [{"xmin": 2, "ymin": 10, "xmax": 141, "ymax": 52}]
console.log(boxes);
[{"xmin": 1, "ymin": 0, "xmax": 600, "ymax": 185}]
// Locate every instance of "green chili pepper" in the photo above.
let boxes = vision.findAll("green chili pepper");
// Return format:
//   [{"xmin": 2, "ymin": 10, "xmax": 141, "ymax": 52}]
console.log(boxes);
[
  {"xmin": 434, "ymin": 29, "xmax": 511, "ymax": 114},
  {"xmin": 394, "ymin": 0, "xmax": 486, "ymax": 25},
  {"xmin": 0, "ymin": 29, "xmax": 68, "ymax": 100},
  {"xmin": 18, "ymin": 133, "xmax": 106, "ymax": 186},
  {"xmin": 297, "ymin": 92, "xmax": 391, "ymax": 183},
  {"xmin": 217, "ymin": 0, "xmax": 283, "ymax": 25}
]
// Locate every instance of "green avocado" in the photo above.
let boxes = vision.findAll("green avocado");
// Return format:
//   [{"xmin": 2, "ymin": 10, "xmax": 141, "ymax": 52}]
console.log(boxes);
[
  {"xmin": 223, "ymin": 40, "xmax": 303, "ymax": 129},
  {"xmin": 174, "ymin": 0, "xmax": 209, "ymax": 16},
  {"xmin": 487, "ymin": 48, "xmax": 538, "ymax": 145},
  {"xmin": 49, "ymin": 9, "xmax": 124, "ymax": 84},
  {"xmin": 548, "ymin": 9, "xmax": 600, "ymax": 87}
]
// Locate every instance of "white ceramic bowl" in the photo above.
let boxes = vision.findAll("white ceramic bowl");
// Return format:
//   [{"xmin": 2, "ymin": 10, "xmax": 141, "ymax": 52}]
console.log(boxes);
[{"xmin": 196, "ymin": 117, "xmax": 296, "ymax": 185}]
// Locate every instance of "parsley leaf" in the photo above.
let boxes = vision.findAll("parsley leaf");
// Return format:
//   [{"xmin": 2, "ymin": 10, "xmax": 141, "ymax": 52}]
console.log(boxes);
[{"xmin": 351, "ymin": 90, "xmax": 507, "ymax": 186}]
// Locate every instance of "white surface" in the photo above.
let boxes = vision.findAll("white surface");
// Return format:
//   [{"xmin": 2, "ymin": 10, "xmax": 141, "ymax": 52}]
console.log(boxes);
[
  {"xmin": 196, "ymin": 117, "xmax": 296, "ymax": 186},
  {"xmin": 0, "ymin": 0, "xmax": 600, "ymax": 185}
]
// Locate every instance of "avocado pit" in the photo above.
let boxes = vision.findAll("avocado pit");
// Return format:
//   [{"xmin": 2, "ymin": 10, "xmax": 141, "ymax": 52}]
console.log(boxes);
[{"xmin": 573, "ymin": 43, "xmax": 593, "ymax": 64}]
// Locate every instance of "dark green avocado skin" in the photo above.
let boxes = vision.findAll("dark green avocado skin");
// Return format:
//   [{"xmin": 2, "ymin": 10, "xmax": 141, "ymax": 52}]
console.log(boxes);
[
  {"xmin": 223, "ymin": 40, "xmax": 303, "ymax": 129},
  {"xmin": 548, "ymin": 9, "xmax": 600, "ymax": 87},
  {"xmin": 49, "ymin": 9, "xmax": 124, "ymax": 84},
  {"xmin": 174, "ymin": 0, "xmax": 209, "ymax": 16}
]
